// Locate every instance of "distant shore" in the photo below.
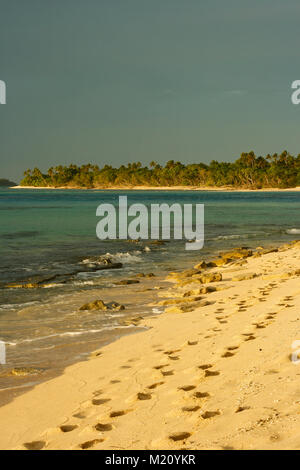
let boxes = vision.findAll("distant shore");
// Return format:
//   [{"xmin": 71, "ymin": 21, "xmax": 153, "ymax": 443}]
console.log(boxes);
[{"xmin": 10, "ymin": 185, "xmax": 300, "ymax": 192}]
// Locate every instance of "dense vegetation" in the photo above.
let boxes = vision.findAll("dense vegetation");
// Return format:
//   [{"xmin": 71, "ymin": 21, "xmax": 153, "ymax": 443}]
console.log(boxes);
[
  {"xmin": 20, "ymin": 151, "xmax": 300, "ymax": 189},
  {"xmin": 0, "ymin": 178, "xmax": 16, "ymax": 187}
]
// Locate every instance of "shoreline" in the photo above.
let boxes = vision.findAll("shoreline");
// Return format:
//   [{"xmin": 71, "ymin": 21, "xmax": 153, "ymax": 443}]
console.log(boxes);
[
  {"xmin": 0, "ymin": 273, "xmax": 169, "ymax": 409},
  {"xmin": 9, "ymin": 185, "xmax": 300, "ymax": 192},
  {"xmin": 1, "ymin": 241, "xmax": 300, "ymax": 449}
]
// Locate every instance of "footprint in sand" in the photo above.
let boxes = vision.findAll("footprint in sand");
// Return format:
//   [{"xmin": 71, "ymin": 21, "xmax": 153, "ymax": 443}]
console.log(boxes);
[
  {"xmin": 235, "ymin": 406, "xmax": 250, "ymax": 413},
  {"xmin": 221, "ymin": 351, "xmax": 235, "ymax": 358},
  {"xmin": 60, "ymin": 424, "xmax": 78, "ymax": 433},
  {"xmin": 179, "ymin": 385, "xmax": 196, "ymax": 391},
  {"xmin": 137, "ymin": 392, "xmax": 152, "ymax": 400},
  {"xmin": 169, "ymin": 432, "xmax": 191, "ymax": 442},
  {"xmin": 153, "ymin": 364, "xmax": 169, "ymax": 370},
  {"xmin": 227, "ymin": 345, "xmax": 239, "ymax": 351},
  {"xmin": 94, "ymin": 423, "xmax": 113, "ymax": 431},
  {"xmin": 187, "ymin": 340, "xmax": 198, "ymax": 346},
  {"xmin": 244, "ymin": 335, "xmax": 256, "ymax": 341},
  {"xmin": 201, "ymin": 410, "xmax": 220, "ymax": 419},
  {"xmin": 23, "ymin": 441, "xmax": 46, "ymax": 450},
  {"xmin": 254, "ymin": 322, "xmax": 267, "ymax": 329},
  {"xmin": 164, "ymin": 349, "xmax": 181, "ymax": 355},
  {"xmin": 73, "ymin": 412, "xmax": 87, "ymax": 419},
  {"xmin": 204, "ymin": 369, "xmax": 220, "ymax": 377},
  {"xmin": 198, "ymin": 364, "xmax": 213, "ymax": 370},
  {"xmin": 110, "ymin": 409, "xmax": 130, "ymax": 418},
  {"xmin": 194, "ymin": 391, "xmax": 210, "ymax": 399},
  {"xmin": 161, "ymin": 370, "xmax": 174, "ymax": 376},
  {"xmin": 80, "ymin": 439, "xmax": 104, "ymax": 450},
  {"xmin": 92, "ymin": 398, "xmax": 111, "ymax": 406},
  {"xmin": 168, "ymin": 355, "xmax": 180, "ymax": 361},
  {"xmin": 148, "ymin": 381, "xmax": 164, "ymax": 390},
  {"xmin": 182, "ymin": 405, "xmax": 201, "ymax": 412}
]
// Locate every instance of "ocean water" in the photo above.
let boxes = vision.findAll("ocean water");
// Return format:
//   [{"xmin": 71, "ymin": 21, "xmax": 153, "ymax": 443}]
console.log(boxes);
[{"xmin": 0, "ymin": 187, "xmax": 300, "ymax": 402}]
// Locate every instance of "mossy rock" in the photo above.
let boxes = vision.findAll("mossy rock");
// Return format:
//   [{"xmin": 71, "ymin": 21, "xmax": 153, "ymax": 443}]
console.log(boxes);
[{"xmin": 79, "ymin": 300, "xmax": 108, "ymax": 311}]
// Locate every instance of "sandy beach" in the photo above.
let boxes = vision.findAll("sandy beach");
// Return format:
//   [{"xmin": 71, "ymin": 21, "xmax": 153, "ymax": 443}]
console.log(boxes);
[
  {"xmin": 10, "ymin": 185, "xmax": 300, "ymax": 192},
  {"xmin": 1, "ymin": 241, "xmax": 300, "ymax": 450}
]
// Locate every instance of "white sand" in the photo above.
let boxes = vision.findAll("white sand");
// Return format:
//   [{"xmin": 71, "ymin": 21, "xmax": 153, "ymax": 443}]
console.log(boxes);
[{"xmin": 10, "ymin": 185, "xmax": 300, "ymax": 191}]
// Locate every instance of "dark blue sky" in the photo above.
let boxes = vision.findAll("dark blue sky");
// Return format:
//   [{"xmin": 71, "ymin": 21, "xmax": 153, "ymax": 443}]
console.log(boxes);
[{"xmin": 1, "ymin": 0, "xmax": 300, "ymax": 181}]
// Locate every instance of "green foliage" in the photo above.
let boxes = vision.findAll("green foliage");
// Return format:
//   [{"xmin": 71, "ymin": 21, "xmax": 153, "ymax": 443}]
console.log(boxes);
[{"xmin": 20, "ymin": 151, "xmax": 300, "ymax": 189}]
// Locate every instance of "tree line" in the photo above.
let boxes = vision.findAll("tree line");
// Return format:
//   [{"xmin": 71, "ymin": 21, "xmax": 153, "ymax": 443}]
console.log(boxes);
[{"xmin": 20, "ymin": 151, "xmax": 300, "ymax": 189}]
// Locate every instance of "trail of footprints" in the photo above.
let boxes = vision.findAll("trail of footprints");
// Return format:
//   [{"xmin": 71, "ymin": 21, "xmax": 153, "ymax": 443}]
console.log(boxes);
[{"xmin": 22, "ymin": 285, "xmax": 296, "ymax": 450}]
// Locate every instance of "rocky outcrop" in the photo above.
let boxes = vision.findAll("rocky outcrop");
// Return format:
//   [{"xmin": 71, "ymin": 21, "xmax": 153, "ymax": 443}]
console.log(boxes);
[
  {"xmin": 193, "ymin": 261, "xmax": 207, "ymax": 270},
  {"xmin": 0, "ymin": 367, "xmax": 45, "ymax": 377},
  {"xmin": 197, "ymin": 272, "xmax": 222, "ymax": 283},
  {"xmin": 5, "ymin": 257, "xmax": 123, "ymax": 289},
  {"xmin": 79, "ymin": 300, "xmax": 125, "ymax": 311},
  {"xmin": 182, "ymin": 286, "xmax": 217, "ymax": 296},
  {"xmin": 157, "ymin": 296, "xmax": 203, "ymax": 306},
  {"xmin": 231, "ymin": 273, "xmax": 258, "ymax": 281},
  {"xmin": 165, "ymin": 300, "xmax": 211, "ymax": 314},
  {"xmin": 202, "ymin": 258, "xmax": 232, "ymax": 268},
  {"xmin": 79, "ymin": 300, "xmax": 108, "ymax": 311},
  {"xmin": 119, "ymin": 316, "xmax": 143, "ymax": 326},
  {"xmin": 82, "ymin": 257, "xmax": 123, "ymax": 270},
  {"xmin": 107, "ymin": 302, "xmax": 125, "ymax": 311},
  {"xmin": 220, "ymin": 248, "xmax": 252, "ymax": 260},
  {"xmin": 135, "ymin": 273, "xmax": 155, "ymax": 278},
  {"xmin": 166, "ymin": 268, "xmax": 202, "ymax": 282},
  {"xmin": 6, "ymin": 282, "xmax": 40, "ymax": 289},
  {"xmin": 115, "ymin": 279, "xmax": 140, "ymax": 285}
]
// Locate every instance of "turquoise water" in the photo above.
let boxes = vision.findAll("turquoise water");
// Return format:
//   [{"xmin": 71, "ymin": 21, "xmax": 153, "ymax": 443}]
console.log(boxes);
[
  {"xmin": 1, "ymin": 188, "xmax": 300, "ymax": 286},
  {"xmin": 1, "ymin": 187, "xmax": 300, "ymax": 311},
  {"xmin": 1, "ymin": 188, "xmax": 300, "ymax": 276},
  {"xmin": 0, "ymin": 187, "xmax": 299, "ymax": 400}
]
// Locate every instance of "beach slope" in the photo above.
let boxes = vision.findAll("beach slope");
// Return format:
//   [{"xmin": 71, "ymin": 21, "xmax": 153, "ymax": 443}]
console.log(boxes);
[{"xmin": 1, "ymin": 243, "xmax": 300, "ymax": 450}]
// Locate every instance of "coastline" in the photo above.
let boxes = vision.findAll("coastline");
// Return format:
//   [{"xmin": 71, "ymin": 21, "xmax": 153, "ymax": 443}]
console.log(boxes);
[
  {"xmin": 10, "ymin": 185, "xmax": 300, "ymax": 192},
  {"xmin": 1, "ymin": 241, "xmax": 300, "ymax": 449}
]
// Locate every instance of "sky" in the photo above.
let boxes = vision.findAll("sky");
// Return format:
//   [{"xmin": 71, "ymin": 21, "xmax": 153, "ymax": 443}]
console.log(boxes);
[{"xmin": 1, "ymin": 0, "xmax": 300, "ymax": 182}]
